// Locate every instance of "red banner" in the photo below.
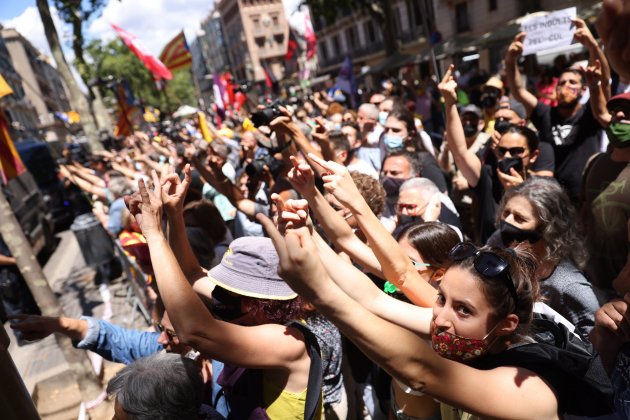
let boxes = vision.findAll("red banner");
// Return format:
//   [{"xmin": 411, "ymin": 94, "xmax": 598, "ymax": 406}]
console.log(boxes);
[{"xmin": 112, "ymin": 23, "xmax": 172, "ymax": 80}]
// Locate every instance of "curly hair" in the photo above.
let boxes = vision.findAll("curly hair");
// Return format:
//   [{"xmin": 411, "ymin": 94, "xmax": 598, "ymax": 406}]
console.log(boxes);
[
  {"xmin": 350, "ymin": 171, "xmax": 386, "ymax": 217},
  {"xmin": 451, "ymin": 242, "xmax": 539, "ymax": 338},
  {"xmin": 496, "ymin": 177, "xmax": 588, "ymax": 268},
  {"xmin": 241, "ymin": 295, "xmax": 309, "ymax": 324}
]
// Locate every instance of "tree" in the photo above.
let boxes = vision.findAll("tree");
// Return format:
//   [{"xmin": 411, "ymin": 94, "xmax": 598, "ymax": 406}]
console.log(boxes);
[
  {"xmin": 304, "ymin": 0, "xmax": 398, "ymax": 56},
  {"xmin": 36, "ymin": 0, "xmax": 102, "ymax": 151},
  {"xmin": 84, "ymin": 38, "xmax": 195, "ymax": 112},
  {"xmin": 54, "ymin": 0, "xmax": 112, "ymax": 132}
]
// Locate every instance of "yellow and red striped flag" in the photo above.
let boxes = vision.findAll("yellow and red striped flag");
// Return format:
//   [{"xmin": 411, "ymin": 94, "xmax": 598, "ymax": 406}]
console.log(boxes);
[
  {"xmin": 159, "ymin": 31, "xmax": 192, "ymax": 72},
  {"xmin": 0, "ymin": 108, "xmax": 26, "ymax": 184}
]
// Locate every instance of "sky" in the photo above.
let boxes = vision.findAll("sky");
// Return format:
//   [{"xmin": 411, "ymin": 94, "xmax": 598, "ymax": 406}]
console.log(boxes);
[{"xmin": 0, "ymin": 0, "xmax": 305, "ymax": 65}]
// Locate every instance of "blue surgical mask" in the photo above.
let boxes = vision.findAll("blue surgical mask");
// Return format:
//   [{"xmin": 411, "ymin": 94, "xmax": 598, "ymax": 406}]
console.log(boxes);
[
  {"xmin": 383, "ymin": 134, "xmax": 404, "ymax": 151},
  {"xmin": 334, "ymin": 123, "xmax": 342, "ymax": 130},
  {"xmin": 379, "ymin": 111, "xmax": 388, "ymax": 126}
]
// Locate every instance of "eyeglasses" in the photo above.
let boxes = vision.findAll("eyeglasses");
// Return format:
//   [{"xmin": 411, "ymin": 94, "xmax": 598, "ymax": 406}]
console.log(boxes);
[
  {"xmin": 397, "ymin": 203, "xmax": 419, "ymax": 212},
  {"xmin": 497, "ymin": 146, "xmax": 526, "ymax": 157},
  {"xmin": 154, "ymin": 320, "xmax": 177, "ymax": 341},
  {"xmin": 448, "ymin": 242, "xmax": 518, "ymax": 310}
]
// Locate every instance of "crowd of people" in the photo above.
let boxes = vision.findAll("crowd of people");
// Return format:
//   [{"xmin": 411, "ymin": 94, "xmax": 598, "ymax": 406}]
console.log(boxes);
[{"xmin": 7, "ymin": 2, "xmax": 630, "ymax": 419}]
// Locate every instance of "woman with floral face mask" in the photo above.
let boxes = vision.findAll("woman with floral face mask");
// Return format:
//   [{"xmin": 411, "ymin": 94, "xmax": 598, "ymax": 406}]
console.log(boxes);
[
  {"xmin": 260, "ymin": 209, "xmax": 613, "ymax": 419},
  {"xmin": 489, "ymin": 176, "xmax": 600, "ymax": 338}
]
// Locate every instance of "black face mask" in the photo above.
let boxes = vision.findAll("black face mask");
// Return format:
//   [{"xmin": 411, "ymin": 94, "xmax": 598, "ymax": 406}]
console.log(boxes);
[
  {"xmin": 494, "ymin": 119, "xmax": 511, "ymax": 135},
  {"xmin": 463, "ymin": 123, "xmax": 478, "ymax": 138},
  {"xmin": 498, "ymin": 156, "xmax": 524, "ymax": 175},
  {"xmin": 381, "ymin": 176, "xmax": 408, "ymax": 197},
  {"xmin": 480, "ymin": 93, "xmax": 498, "ymax": 109},
  {"xmin": 398, "ymin": 214, "xmax": 424, "ymax": 226},
  {"xmin": 500, "ymin": 220, "xmax": 541, "ymax": 246},
  {"xmin": 211, "ymin": 286, "xmax": 244, "ymax": 322}
]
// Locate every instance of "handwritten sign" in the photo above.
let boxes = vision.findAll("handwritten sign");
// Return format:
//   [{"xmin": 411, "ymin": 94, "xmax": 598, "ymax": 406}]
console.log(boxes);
[{"xmin": 521, "ymin": 7, "xmax": 577, "ymax": 56}]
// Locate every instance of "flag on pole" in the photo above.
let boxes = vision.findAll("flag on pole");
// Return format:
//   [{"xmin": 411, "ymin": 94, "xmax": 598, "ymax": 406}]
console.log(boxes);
[
  {"xmin": 304, "ymin": 10, "xmax": 317, "ymax": 60},
  {"xmin": 0, "ymin": 108, "xmax": 26, "ymax": 184},
  {"xmin": 335, "ymin": 56, "xmax": 357, "ymax": 108},
  {"xmin": 113, "ymin": 81, "xmax": 142, "ymax": 137},
  {"xmin": 0, "ymin": 75, "xmax": 13, "ymax": 98},
  {"xmin": 159, "ymin": 31, "xmax": 193, "ymax": 72},
  {"xmin": 111, "ymin": 23, "xmax": 172, "ymax": 80}
]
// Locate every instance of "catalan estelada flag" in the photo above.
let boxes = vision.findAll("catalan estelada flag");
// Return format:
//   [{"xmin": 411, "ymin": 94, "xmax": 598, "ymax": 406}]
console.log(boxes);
[
  {"xmin": 0, "ymin": 108, "xmax": 26, "ymax": 184},
  {"xmin": 159, "ymin": 31, "xmax": 192, "ymax": 72}
]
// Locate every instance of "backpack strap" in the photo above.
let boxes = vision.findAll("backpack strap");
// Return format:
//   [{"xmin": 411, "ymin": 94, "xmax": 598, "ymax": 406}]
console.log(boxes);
[{"xmin": 288, "ymin": 320, "xmax": 323, "ymax": 420}]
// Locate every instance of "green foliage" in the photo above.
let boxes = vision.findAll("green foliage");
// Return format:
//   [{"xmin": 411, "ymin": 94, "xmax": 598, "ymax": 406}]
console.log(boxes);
[{"xmin": 81, "ymin": 38, "xmax": 195, "ymax": 111}]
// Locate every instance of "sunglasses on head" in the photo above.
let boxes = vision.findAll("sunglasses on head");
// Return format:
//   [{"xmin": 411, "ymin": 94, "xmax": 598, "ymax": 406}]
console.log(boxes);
[
  {"xmin": 497, "ymin": 146, "xmax": 526, "ymax": 157},
  {"xmin": 448, "ymin": 242, "xmax": 518, "ymax": 310},
  {"xmin": 154, "ymin": 320, "xmax": 177, "ymax": 341}
]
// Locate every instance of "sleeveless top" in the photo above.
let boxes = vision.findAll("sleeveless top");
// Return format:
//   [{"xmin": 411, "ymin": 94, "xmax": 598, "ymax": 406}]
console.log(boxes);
[{"xmin": 263, "ymin": 374, "xmax": 323, "ymax": 419}]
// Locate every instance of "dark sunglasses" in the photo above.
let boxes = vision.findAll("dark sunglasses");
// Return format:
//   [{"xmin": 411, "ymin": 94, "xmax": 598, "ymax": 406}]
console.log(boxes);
[
  {"xmin": 497, "ymin": 146, "xmax": 526, "ymax": 157},
  {"xmin": 448, "ymin": 242, "xmax": 518, "ymax": 309},
  {"xmin": 154, "ymin": 320, "xmax": 177, "ymax": 341}
]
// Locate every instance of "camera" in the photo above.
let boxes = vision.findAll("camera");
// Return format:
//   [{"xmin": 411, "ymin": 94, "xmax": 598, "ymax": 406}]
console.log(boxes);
[
  {"xmin": 250, "ymin": 106, "xmax": 281, "ymax": 128},
  {"xmin": 245, "ymin": 154, "xmax": 284, "ymax": 179}
]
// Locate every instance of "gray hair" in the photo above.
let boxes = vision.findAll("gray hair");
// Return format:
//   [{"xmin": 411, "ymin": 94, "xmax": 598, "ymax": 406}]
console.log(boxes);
[
  {"xmin": 106, "ymin": 353, "xmax": 203, "ymax": 419},
  {"xmin": 497, "ymin": 177, "xmax": 588, "ymax": 268},
  {"xmin": 108, "ymin": 176, "xmax": 134, "ymax": 199},
  {"xmin": 399, "ymin": 177, "xmax": 439, "ymax": 202},
  {"xmin": 358, "ymin": 103, "xmax": 379, "ymax": 120}
]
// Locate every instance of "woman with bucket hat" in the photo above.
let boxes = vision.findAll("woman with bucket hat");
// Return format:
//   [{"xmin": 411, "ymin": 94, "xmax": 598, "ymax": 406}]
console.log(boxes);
[{"xmin": 126, "ymin": 165, "xmax": 323, "ymax": 420}]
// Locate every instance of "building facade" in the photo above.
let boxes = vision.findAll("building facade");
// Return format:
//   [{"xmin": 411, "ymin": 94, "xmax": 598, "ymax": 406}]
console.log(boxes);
[
  {"xmin": 0, "ymin": 25, "xmax": 38, "ymax": 138},
  {"xmin": 1, "ymin": 28, "xmax": 71, "ymax": 140},
  {"xmin": 216, "ymin": 0, "xmax": 288, "ymax": 84}
]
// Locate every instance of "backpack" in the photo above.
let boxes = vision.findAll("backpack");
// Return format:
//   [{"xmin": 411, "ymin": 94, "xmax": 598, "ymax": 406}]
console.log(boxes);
[{"xmin": 215, "ymin": 321, "xmax": 323, "ymax": 420}]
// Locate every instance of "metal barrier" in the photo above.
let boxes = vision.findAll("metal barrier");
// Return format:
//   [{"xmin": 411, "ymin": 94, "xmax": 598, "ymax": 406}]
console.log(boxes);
[{"xmin": 113, "ymin": 241, "xmax": 152, "ymax": 326}]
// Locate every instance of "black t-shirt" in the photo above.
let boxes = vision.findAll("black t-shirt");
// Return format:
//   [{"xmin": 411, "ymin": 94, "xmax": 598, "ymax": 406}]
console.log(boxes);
[
  {"xmin": 530, "ymin": 102, "xmax": 602, "ymax": 202},
  {"xmin": 476, "ymin": 133, "xmax": 554, "ymax": 173},
  {"xmin": 472, "ymin": 164, "xmax": 503, "ymax": 244},
  {"xmin": 418, "ymin": 152, "xmax": 449, "ymax": 193}
]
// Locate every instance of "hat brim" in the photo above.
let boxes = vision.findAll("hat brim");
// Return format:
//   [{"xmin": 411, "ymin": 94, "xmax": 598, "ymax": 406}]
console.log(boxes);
[{"xmin": 207, "ymin": 263, "xmax": 298, "ymax": 300}]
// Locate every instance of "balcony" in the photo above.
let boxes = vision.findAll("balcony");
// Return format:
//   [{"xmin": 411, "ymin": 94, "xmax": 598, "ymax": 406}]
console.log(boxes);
[{"xmin": 319, "ymin": 40, "xmax": 385, "ymax": 69}]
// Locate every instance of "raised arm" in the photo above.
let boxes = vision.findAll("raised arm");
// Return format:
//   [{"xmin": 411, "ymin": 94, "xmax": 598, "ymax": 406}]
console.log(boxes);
[
  {"xmin": 505, "ymin": 33, "xmax": 538, "ymax": 116},
  {"xmin": 129, "ymin": 173, "xmax": 307, "ymax": 369},
  {"xmin": 585, "ymin": 59, "xmax": 612, "ymax": 127},
  {"xmin": 309, "ymin": 153, "xmax": 438, "ymax": 307},
  {"xmin": 438, "ymin": 65, "xmax": 483, "ymax": 187},
  {"xmin": 574, "ymin": 18, "xmax": 612, "ymax": 99},
  {"xmin": 285, "ymin": 156, "xmax": 383, "ymax": 276},
  {"xmin": 261, "ymin": 217, "xmax": 559, "ymax": 419}
]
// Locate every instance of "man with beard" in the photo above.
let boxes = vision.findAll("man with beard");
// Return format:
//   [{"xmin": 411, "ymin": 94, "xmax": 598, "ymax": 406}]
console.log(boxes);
[{"xmin": 505, "ymin": 20, "xmax": 609, "ymax": 202}]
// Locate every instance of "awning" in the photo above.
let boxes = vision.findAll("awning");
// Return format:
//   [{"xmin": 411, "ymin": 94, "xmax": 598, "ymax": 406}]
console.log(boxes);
[
  {"xmin": 364, "ymin": 51, "xmax": 416, "ymax": 75},
  {"xmin": 417, "ymin": 35, "xmax": 477, "ymax": 62}
]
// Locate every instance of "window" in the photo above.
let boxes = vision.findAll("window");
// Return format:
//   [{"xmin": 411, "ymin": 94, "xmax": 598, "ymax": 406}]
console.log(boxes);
[
  {"xmin": 345, "ymin": 26, "xmax": 357, "ymax": 50},
  {"xmin": 394, "ymin": 6, "xmax": 403, "ymax": 35},
  {"xmin": 488, "ymin": 0, "xmax": 497, "ymax": 11},
  {"xmin": 320, "ymin": 41, "xmax": 329, "ymax": 60},
  {"xmin": 332, "ymin": 35, "xmax": 341, "ymax": 56},
  {"xmin": 455, "ymin": 2, "xmax": 470, "ymax": 33},
  {"xmin": 364, "ymin": 20, "xmax": 377, "ymax": 43}
]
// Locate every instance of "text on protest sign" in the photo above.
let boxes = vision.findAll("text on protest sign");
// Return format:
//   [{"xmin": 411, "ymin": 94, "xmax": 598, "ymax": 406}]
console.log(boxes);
[{"xmin": 521, "ymin": 7, "xmax": 576, "ymax": 56}]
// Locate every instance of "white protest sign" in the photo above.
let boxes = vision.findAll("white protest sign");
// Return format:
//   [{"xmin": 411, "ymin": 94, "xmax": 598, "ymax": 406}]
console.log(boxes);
[{"xmin": 521, "ymin": 7, "xmax": 577, "ymax": 56}]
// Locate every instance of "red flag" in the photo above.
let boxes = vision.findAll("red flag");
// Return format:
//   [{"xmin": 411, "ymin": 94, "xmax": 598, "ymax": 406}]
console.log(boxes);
[
  {"xmin": 304, "ymin": 11, "xmax": 317, "ymax": 60},
  {"xmin": 111, "ymin": 23, "xmax": 172, "ymax": 80},
  {"xmin": 0, "ymin": 109, "xmax": 26, "ymax": 184}
]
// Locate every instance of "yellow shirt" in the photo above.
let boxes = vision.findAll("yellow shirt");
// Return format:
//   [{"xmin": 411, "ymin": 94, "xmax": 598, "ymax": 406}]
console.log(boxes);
[{"xmin": 263, "ymin": 374, "xmax": 323, "ymax": 420}]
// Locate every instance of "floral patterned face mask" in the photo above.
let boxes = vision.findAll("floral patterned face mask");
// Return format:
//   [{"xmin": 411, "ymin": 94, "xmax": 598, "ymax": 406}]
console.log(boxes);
[{"xmin": 431, "ymin": 323, "xmax": 500, "ymax": 362}]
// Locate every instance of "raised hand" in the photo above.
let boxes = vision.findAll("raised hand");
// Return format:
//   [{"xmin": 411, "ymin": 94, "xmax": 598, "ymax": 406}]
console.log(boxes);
[
  {"xmin": 160, "ymin": 163, "xmax": 191, "ymax": 215},
  {"xmin": 287, "ymin": 156, "xmax": 316, "ymax": 197},
  {"xmin": 437, "ymin": 64, "xmax": 458, "ymax": 106},
  {"xmin": 572, "ymin": 18, "xmax": 597, "ymax": 48},
  {"xmin": 134, "ymin": 171, "xmax": 164, "ymax": 239},
  {"xmin": 496, "ymin": 167, "xmax": 524, "ymax": 190},
  {"xmin": 422, "ymin": 193, "xmax": 442, "ymax": 222},
  {"xmin": 269, "ymin": 105, "xmax": 294, "ymax": 135},
  {"xmin": 505, "ymin": 32, "xmax": 526, "ymax": 64},
  {"xmin": 584, "ymin": 59, "xmax": 603, "ymax": 87},
  {"xmin": 271, "ymin": 193, "xmax": 311, "ymax": 234},
  {"xmin": 257, "ymin": 214, "xmax": 328, "ymax": 299},
  {"xmin": 311, "ymin": 116, "xmax": 329, "ymax": 144},
  {"xmin": 308, "ymin": 153, "xmax": 363, "ymax": 209}
]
